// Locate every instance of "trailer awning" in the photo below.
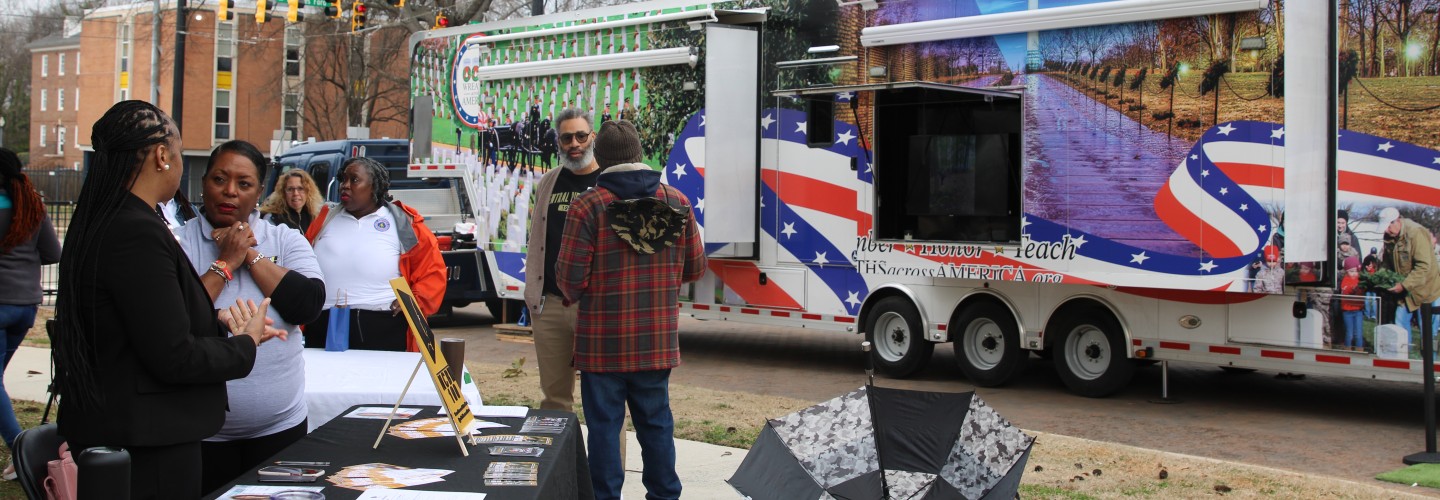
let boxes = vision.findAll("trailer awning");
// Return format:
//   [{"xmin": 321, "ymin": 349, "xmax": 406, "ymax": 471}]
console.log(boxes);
[{"xmin": 772, "ymin": 81, "xmax": 1022, "ymax": 100}]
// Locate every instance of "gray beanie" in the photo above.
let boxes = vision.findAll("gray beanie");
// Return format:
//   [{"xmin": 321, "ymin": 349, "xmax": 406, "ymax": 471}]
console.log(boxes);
[{"xmin": 594, "ymin": 120, "xmax": 643, "ymax": 169}]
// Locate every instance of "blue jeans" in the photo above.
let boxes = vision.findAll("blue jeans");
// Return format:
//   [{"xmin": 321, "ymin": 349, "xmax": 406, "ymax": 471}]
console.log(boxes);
[
  {"xmin": 1365, "ymin": 292, "xmax": 1378, "ymax": 320},
  {"xmin": 1343, "ymin": 310, "xmax": 1364, "ymax": 349},
  {"xmin": 0, "ymin": 304, "xmax": 37, "ymax": 449},
  {"xmin": 581, "ymin": 369, "xmax": 680, "ymax": 500},
  {"xmin": 1397, "ymin": 300, "xmax": 1440, "ymax": 337}
]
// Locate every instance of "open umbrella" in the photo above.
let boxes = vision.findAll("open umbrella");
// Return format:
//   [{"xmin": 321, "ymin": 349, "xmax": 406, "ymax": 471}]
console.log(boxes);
[{"xmin": 728, "ymin": 386, "xmax": 1032, "ymax": 499}]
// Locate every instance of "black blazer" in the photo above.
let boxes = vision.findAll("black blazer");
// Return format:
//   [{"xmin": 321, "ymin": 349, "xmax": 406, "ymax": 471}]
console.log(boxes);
[{"xmin": 58, "ymin": 194, "xmax": 257, "ymax": 447}]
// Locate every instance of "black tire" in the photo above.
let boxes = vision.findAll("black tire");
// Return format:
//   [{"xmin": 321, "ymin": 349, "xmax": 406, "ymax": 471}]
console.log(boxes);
[
  {"xmin": 1219, "ymin": 366, "xmax": 1258, "ymax": 374},
  {"xmin": 954, "ymin": 302, "xmax": 1025, "ymax": 387},
  {"xmin": 486, "ymin": 299, "xmax": 525, "ymax": 323},
  {"xmin": 1052, "ymin": 310, "xmax": 1134, "ymax": 398},
  {"xmin": 865, "ymin": 296, "xmax": 934, "ymax": 378}
]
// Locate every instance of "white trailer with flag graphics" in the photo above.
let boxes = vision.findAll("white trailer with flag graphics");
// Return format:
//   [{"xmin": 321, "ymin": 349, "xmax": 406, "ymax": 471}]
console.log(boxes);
[{"xmin": 408, "ymin": 0, "xmax": 1440, "ymax": 397}]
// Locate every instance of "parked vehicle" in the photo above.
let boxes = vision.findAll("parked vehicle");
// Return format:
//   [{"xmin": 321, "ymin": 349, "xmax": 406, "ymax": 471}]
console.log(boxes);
[
  {"xmin": 406, "ymin": 0, "xmax": 1440, "ymax": 396},
  {"xmin": 268, "ymin": 139, "xmax": 513, "ymax": 318}
]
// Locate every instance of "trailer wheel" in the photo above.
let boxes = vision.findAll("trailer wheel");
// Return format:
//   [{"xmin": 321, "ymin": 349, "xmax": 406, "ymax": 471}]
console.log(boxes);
[
  {"xmin": 1053, "ymin": 311, "xmax": 1133, "ymax": 397},
  {"xmin": 865, "ymin": 297, "xmax": 933, "ymax": 378},
  {"xmin": 954, "ymin": 302, "xmax": 1025, "ymax": 387}
]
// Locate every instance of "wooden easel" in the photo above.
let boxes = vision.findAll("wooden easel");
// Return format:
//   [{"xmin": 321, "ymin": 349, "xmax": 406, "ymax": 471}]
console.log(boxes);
[{"xmin": 372, "ymin": 278, "xmax": 476, "ymax": 456}]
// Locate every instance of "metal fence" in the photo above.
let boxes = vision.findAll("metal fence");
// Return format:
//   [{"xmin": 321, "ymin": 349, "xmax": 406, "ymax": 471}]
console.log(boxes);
[{"xmin": 40, "ymin": 201, "xmax": 75, "ymax": 306}]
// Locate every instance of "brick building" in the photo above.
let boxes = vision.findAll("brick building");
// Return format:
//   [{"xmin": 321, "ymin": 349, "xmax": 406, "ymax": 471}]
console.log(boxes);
[
  {"xmin": 26, "ymin": 32, "xmax": 82, "ymax": 171},
  {"xmin": 29, "ymin": 2, "xmax": 407, "ymax": 200}
]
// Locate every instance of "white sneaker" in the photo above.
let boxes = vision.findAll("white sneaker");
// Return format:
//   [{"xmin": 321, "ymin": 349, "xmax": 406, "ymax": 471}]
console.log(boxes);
[{"xmin": 2, "ymin": 463, "xmax": 16, "ymax": 481}]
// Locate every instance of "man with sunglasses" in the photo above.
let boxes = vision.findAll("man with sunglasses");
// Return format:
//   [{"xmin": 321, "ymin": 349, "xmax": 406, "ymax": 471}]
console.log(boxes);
[{"xmin": 524, "ymin": 107, "xmax": 603, "ymax": 414}]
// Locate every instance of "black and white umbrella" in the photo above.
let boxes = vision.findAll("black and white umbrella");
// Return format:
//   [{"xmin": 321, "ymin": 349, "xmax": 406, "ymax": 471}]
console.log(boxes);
[{"xmin": 728, "ymin": 386, "xmax": 1032, "ymax": 499}]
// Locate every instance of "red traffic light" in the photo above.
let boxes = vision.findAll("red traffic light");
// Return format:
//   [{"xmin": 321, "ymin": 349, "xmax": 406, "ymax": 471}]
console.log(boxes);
[{"xmin": 435, "ymin": 13, "xmax": 449, "ymax": 28}]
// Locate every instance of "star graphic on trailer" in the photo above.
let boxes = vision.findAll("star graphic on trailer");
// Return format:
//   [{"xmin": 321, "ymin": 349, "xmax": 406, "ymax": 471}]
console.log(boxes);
[
  {"xmin": 838, "ymin": 91, "xmax": 855, "ymax": 101},
  {"xmin": 1257, "ymin": 224, "xmax": 1267, "ymax": 233},
  {"xmin": 1271, "ymin": 127, "xmax": 1285, "ymax": 140},
  {"xmin": 814, "ymin": 252, "xmax": 830, "ymax": 265},
  {"xmin": 696, "ymin": 198, "xmax": 705, "ymax": 213},
  {"xmin": 845, "ymin": 291, "xmax": 862, "ymax": 309},
  {"xmin": 836, "ymin": 130, "xmax": 855, "ymax": 145},
  {"xmin": 1069, "ymin": 234, "xmax": 1087, "ymax": 248},
  {"xmin": 1217, "ymin": 123, "xmax": 1236, "ymax": 135},
  {"xmin": 780, "ymin": 222, "xmax": 797, "ymax": 239},
  {"xmin": 1377, "ymin": 141, "xmax": 1394, "ymax": 152},
  {"xmin": 700, "ymin": 115, "xmax": 706, "ymax": 127},
  {"xmin": 519, "ymin": 257, "xmax": 526, "ymax": 274},
  {"xmin": 761, "ymin": 114, "xmax": 775, "ymax": 130},
  {"xmin": 672, "ymin": 162, "xmax": 688, "ymax": 180},
  {"xmin": 1191, "ymin": 154, "xmax": 1199, "ymax": 160},
  {"xmin": 1219, "ymin": 187, "xmax": 1228, "ymax": 195},
  {"xmin": 1240, "ymin": 204, "xmax": 1249, "ymax": 211},
  {"xmin": 795, "ymin": 121, "xmax": 808, "ymax": 134},
  {"xmin": 1202, "ymin": 169, "xmax": 1209, "ymax": 177},
  {"xmin": 1433, "ymin": 157, "xmax": 1440, "ymax": 164},
  {"xmin": 1199, "ymin": 261, "xmax": 1217, "ymax": 272},
  {"xmin": 1130, "ymin": 251, "xmax": 1149, "ymax": 265}
]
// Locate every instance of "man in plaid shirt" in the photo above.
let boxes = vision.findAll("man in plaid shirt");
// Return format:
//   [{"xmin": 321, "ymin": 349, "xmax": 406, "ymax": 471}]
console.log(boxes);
[{"xmin": 556, "ymin": 120, "xmax": 705, "ymax": 500}]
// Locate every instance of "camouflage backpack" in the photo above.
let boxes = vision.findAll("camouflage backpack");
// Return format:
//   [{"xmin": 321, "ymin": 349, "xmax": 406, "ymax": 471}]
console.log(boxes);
[{"xmin": 606, "ymin": 188, "xmax": 690, "ymax": 255}]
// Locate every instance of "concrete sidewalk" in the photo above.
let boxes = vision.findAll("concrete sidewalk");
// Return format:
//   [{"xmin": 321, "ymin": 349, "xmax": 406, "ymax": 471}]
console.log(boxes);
[{"xmin": 4, "ymin": 346, "xmax": 747, "ymax": 498}]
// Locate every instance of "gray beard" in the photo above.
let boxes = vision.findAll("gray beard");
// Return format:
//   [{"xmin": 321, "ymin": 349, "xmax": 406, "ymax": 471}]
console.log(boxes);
[{"xmin": 562, "ymin": 146, "xmax": 595, "ymax": 172}]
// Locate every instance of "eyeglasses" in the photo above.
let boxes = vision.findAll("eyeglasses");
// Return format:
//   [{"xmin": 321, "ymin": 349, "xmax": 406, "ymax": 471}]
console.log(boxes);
[
  {"xmin": 559, "ymin": 131, "xmax": 592, "ymax": 145},
  {"xmin": 284, "ymin": 187, "xmax": 307, "ymax": 194}
]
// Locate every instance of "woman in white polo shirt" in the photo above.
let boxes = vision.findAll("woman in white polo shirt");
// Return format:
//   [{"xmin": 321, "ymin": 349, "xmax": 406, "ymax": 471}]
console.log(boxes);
[
  {"xmin": 304, "ymin": 157, "xmax": 447, "ymax": 352},
  {"xmin": 176, "ymin": 140, "xmax": 327, "ymax": 492}
]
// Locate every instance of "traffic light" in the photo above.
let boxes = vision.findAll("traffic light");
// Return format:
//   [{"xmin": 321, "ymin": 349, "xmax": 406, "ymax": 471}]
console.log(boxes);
[
  {"xmin": 350, "ymin": 1, "xmax": 367, "ymax": 32},
  {"xmin": 326, "ymin": 0, "xmax": 342, "ymax": 18},
  {"xmin": 434, "ymin": 12, "xmax": 449, "ymax": 29},
  {"xmin": 256, "ymin": 0, "xmax": 269, "ymax": 23},
  {"xmin": 287, "ymin": 0, "xmax": 304, "ymax": 22},
  {"xmin": 218, "ymin": 0, "xmax": 234, "ymax": 21}
]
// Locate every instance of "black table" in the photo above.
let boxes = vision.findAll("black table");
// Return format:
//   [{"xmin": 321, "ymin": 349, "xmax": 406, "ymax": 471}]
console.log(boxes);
[{"xmin": 205, "ymin": 405, "xmax": 593, "ymax": 499}]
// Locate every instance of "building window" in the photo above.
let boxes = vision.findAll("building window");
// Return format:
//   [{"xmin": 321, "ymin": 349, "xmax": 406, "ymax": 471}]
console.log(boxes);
[
  {"xmin": 59, "ymin": 53, "xmax": 66, "ymax": 76},
  {"xmin": 40, "ymin": 89, "xmax": 46, "ymax": 111},
  {"xmin": 39, "ymin": 126, "xmax": 46, "ymax": 147},
  {"xmin": 285, "ymin": 26, "xmax": 302, "ymax": 77},
  {"xmin": 215, "ymin": 90, "xmax": 232, "ymax": 139},
  {"xmin": 57, "ymin": 87, "xmax": 64, "ymax": 111},
  {"xmin": 41, "ymin": 55, "xmax": 48, "ymax": 77},
  {"xmin": 73, "ymin": 126, "xmax": 79, "ymax": 147},
  {"xmin": 284, "ymin": 92, "xmax": 301, "ymax": 139},
  {"xmin": 75, "ymin": 51, "xmax": 80, "ymax": 74},
  {"xmin": 57, "ymin": 126, "xmax": 65, "ymax": 155},
  {"xmin": 215, "ymin": 22, "xmax": 235, "ymax": 140},
  {"xmin": 74, "ymin": 88, "xmax": 78, "ymax": 110},
  {"xmin": 118, "ymin": 23, "xmax": 132, "ymax": 100}
]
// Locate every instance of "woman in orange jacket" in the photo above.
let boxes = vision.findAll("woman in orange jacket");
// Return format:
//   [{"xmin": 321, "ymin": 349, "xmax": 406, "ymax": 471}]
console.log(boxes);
[{"xmin": 304, "ymin": 157, "xmax": 446, "ymax": 352}]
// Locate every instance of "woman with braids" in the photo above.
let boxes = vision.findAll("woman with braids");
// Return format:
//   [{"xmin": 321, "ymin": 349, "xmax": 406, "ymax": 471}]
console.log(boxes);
[
  {"xmin": 304, "ymin": 157, "xmax": 446, "ymax": 352},
  {"xmin": 0, "ymin": 147, "xmax": 60, "ymax": 480},
  {"xmin": 258, "ymin": 168, "xmax": 323, "ymax": 232},
  {"xmin": 177, "ymin": 140, "xmax": 325, "ymax": 493},
  {"xmin": 53, "ymin": 101, "xmax": 283, "ymax": 499}
]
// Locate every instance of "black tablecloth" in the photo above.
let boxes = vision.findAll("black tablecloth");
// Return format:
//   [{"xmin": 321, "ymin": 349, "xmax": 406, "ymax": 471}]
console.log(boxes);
[{"xmin": 204, "ymin": 405, "xmax": 593, "ymax": 499}]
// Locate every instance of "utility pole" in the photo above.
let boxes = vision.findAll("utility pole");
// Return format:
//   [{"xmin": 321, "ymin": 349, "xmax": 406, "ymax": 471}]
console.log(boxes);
[
  {"xmin": 151, "ymin": 0, "xmax": 160, "ymax": 103},
  {"xmin": 532, "ymin": 0, "xmax": 543, "ymax": 16},
  {"xmin": 172, "ymin": 0, "xmax": 187, "ymax": 131}
]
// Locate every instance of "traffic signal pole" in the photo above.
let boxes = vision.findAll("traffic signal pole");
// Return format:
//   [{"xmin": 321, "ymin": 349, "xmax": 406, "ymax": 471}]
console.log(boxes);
[{"xmin": 173, "ymin": 0, "xmax": 187, "ymax": 131}]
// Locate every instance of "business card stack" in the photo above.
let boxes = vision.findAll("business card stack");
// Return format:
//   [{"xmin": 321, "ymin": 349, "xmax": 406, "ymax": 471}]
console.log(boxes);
[
  {"xmin": 484, "ymin": 461, "xmax": 540, "ymax": 486},
  {"xmin": 520, "ymin": 416, "xmax": 569, "ymax": 434},
  {"xmin": 488, "ymin": 445, "xmax": 545, "ymax": 457},
  {"xmin": 469, "ymin": 434, "xmax": 553, "ymax": 446}
]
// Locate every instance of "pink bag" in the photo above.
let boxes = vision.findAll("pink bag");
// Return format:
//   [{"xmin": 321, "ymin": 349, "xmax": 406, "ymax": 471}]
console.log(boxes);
[{"xmin": 44, "ymin": 443, "xmax": 77, "ymax": 500}]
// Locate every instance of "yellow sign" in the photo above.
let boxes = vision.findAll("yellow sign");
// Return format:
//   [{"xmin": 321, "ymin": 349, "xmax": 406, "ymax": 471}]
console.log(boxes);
[{"xmin": 390, "ymin": 278, "xmax": 474, "ymax": 432}]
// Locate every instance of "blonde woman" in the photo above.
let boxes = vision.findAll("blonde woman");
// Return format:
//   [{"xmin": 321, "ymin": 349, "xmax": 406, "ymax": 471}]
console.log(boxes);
[{"xmin": 261, "ymin": 168, "xmax": 324, "ymax": 231}]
